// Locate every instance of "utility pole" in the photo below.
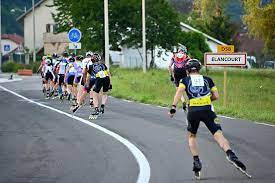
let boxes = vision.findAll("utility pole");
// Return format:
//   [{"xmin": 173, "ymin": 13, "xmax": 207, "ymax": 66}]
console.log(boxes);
[
  {"xmin": 0, "ymin": 0, "xmax": 2, "ymax": 72},
  {"xmin": 32, "ymin": 0, "xmax": 36, "ymax": 62},
  {"xmin": 142, "ymin": 0, "xmax": 146, "ymax": 73},
  {"xmin": 104, "ymin": 0, "xmax": 109, "ymax": 69}
]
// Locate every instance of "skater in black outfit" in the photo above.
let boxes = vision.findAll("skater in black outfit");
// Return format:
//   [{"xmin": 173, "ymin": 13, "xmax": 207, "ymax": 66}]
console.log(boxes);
[{"xmin": 168, "ymin": 59, "xmax": 249, "ymax": 179}]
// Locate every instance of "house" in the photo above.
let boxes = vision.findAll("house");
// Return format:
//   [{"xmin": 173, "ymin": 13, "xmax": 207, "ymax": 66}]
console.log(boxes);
[
  {"xmin": 16, "ymin": 0, "xmax": 68, "ymax": 55},
  {"xmin": 120, "ymin": 22, "xmax": 227, "ymax": 69},
  {"xmin": 1, "ymin": 34, "xmax": 24, "ymax": 56}
]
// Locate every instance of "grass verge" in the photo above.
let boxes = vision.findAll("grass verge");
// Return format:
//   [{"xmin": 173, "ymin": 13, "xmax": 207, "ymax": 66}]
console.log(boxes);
[{"xmin": 110, "ymin": 67, "xmax": 275, "ymax": 124}]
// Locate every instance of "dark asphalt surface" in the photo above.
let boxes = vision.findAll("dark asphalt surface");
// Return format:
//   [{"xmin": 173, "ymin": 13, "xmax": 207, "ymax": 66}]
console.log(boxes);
[{"xmin": 0, "ymin": 75, "xmax": 275, "ymax": 183}]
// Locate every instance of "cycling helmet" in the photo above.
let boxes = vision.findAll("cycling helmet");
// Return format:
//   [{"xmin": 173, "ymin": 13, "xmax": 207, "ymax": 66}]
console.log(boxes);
[
  {"xmin": 42, "ymin": 56, "xmax": 47, "ymax": 60},
  {"xmin": 63, "ymin": 51, "xmax": 69, "ymax": 57},
  {"xmin": 186, "ymin": 59, "xmax": 202, "ymax": 72},
  {"xmin": 71, "ymin": 52, "xmax": 76, "ymax": 58},
  {"xmin": 52, "ymin": 53, "xmax": 58, "ymax": 58},
  {"xmin": 92, "ymin": 53, "xmax": 101, "ymax": 62},
  {"xmin": 68, "ymin": 56, "xmax": 75, "ymax": 62},
  {"xmin": 76, "ymin": 55, "xmax": 84, "ymax": 61},
  {"xmin": 178, "ymin": 45, "xmax": 187, "ymax": 54},
  {"xmin": 45, "ymin": 59, "xmax": 52, "ymax": 65},
  {"xmin": 86, "ymin": 51, "xmax": 93, "ymax": 57}
]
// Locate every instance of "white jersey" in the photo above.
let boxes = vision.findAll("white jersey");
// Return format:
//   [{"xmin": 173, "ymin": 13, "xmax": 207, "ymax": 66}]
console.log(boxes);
[
  {"xmin": 82, "ymin": 58, "xmax": 91, "ymax": 69},
  {"xmin": 44, "ymin": 65, "xmax": 54, "ymax": 77},
  {"xmin": 58, "ymin": 61, "xmax": 68, "ymax": 75}
]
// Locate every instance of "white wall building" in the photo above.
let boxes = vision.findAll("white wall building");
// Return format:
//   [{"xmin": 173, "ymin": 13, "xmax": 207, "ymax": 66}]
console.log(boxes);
[
  {"xmin": 1, "ymin": 34, "xmax": 24, "ymax": 56},
  {"xmin": 17, "ymin": 0, "xmax": 58, "ymax": 53},
  {"xmin": 120, "ymin": 22, "xmax": 227, "ymax": 69}
]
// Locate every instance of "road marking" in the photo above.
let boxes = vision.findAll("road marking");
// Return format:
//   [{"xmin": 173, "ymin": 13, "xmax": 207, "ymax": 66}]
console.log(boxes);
[
  {"xmin": 0, "ymin": 78, "xmax": 22, "ymax": 83},
  {"xmin": 255, "ymin": 122, "xmax": 275, "ymax": 127},
  {"xmin": 0, "ymin": 85, "xmax": 151, "ymax": 183},
  {"xmin": 218, "ymin": 115, "xmax": 235, "ymax": 120}
]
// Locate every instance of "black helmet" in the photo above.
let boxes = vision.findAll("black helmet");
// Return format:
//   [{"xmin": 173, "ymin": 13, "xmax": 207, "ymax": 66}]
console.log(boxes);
[
  {"xmin": 68, "ymin": 56, "xmax": 75, "ymax": 62},
  {"xmin": 186, "ymin": 59, "xmax": 202, "ymax": 72},
  {"xmin": 63, "ymin": 51, "xmax": 68, "ymax": 57},
  {"xmin": 92, "ymin": 53, "xmax": 101, "ymax": 62},
  {"xmin": 52, "ymin": 53, "xmax": 58, "ymax": 58},
  {"xmin": 76, "ymin": 55, "xmax": 84, "ymax": 61}
]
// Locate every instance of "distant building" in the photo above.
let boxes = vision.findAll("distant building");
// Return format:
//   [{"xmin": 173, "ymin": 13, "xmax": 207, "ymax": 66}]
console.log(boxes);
[
  {"xmin": 16, "ymin": 0, "xmax": 68, "ymax": 55},
  {"xmin": 1, "ymin": 34, "xmax": 24, "ymax": 56},
  {"xmin": 120, "ymin": 22, "xmax": 226, "ymax": 69}
]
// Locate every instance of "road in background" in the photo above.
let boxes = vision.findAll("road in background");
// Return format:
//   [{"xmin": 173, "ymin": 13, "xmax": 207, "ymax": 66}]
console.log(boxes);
[{"xmin": 0, "ymin": 75, "xmax": 275, "ymax": 183}]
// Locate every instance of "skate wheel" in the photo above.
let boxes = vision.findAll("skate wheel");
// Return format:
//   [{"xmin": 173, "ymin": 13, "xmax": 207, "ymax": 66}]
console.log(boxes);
[
  {"xmin": 89, "ymin": 115, "xmax": 98, "ymax": 120},
  {"xmin": 194, "ymin": 171, "xmax": 201, "ymax": 180}
]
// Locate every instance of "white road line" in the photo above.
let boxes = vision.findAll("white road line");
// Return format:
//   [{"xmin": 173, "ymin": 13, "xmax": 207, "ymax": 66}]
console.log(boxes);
[
  {"xmin": 218, "ymin": 115, "xmax": 235, "ymax": 120},
  {"xmin": 0, "ymin": 85, "xmax": 151, "ymax": 183},
  {"xmin": 255, "ymin": 122, "xmax": 275, "ymax": 127},
  {"xmin": 0, "ymin": 78, "xmax": 22, "ymax": 83}
]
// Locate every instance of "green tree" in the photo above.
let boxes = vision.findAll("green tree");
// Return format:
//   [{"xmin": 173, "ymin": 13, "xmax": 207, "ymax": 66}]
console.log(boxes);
[
  {"xmin": 53, "ymin": 0, "xmax": 183, "ymax": 68},
  {"xmin": 243, "ymin": 0, "xmax": 275, "ymax": 56}
]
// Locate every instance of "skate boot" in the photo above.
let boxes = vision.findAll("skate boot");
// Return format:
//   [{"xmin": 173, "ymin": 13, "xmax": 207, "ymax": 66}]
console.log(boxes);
[
  {"xmin": 193, "ymin": 158, "xmax": 202, "ymax": 180},
  {"xmin": 59, "ymin": 93, "xmax": 64, "ymax": 101},
  {"xmin": 226, "ymin": 150, "xmax": 251, "ymax": 178},
  {"xmin": 67, "ymin": 93, "xmax": 71, "ymax": 101},
  {"xmin": 70, "ymin": 104, "xmax": 81, "ymax": 113},
  {"xmin": 100, "ymin": 104, "xmax": 105, "ymax": 116},
  {"xmin": 45, "ymin": 90, "xmax": 50, "ymax": 99},
  {"xmin": 89, "ymin": 108, "xmax": 100, "ymax": 120}
]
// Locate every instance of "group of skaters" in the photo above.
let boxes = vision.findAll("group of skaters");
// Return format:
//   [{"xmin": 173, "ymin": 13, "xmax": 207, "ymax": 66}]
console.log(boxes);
[
  {"xmin": 168, "ymin": 46, "xmax": 250, "ymax": 179},
  {"xmin": 38, "ymin": 46, "xmax": 250, "ymax": 179},
  {"xmin": 38, "ymin": 51, "xmax": 111, "ymax": 119}
]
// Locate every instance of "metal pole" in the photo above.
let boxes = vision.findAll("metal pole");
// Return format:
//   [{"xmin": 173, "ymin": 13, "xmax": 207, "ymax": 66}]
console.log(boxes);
[
  {"xmin": 142, "ymin": 0, "xmax": 146, "ymax": 73},
  {"xmin": 0, "ymin": 0, "xmax": 2, "ymax": 72},
  {"xmin": 104, "ymin": 0, "xmax": 109, "ymax": 69},
  {"xmin": 32, "ymin": 0, "xmax": 36, "ymax": 62}
]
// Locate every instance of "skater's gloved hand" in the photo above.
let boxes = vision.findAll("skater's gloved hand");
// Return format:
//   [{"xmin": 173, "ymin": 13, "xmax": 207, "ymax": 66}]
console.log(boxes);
[
  {"xmin": 109, "ymin": 84, "xmax": 112, "ymax": 90},
  {"xmin": 170, "ymin": 75, "xmax": 174, "ymax": 82},
  {"xmin": 168, "ymin": 105, "xmax": 176, "ymax": 118}
]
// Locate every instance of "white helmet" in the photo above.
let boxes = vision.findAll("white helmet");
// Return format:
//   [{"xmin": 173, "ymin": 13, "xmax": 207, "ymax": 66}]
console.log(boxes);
[
  {"xmin": 86, "ymin": 51, "xmax": 93, "ymax": 57},
  {"xmin": 45, "ymin": 59, "xmax": 51, "ymax": 65}
]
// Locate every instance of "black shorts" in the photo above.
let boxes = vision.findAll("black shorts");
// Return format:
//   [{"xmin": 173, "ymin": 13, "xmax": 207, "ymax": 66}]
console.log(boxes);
[
  {"xmin": 67, "ymin": 75, "xmax": 75, "ymax": 85},
  {"xmin": 187, "ymin": 110, "xmax": 222, "ymax": 135},
  {"xmin": 45, "ymin": 72, "xmax": 54, "ymax": 81},
  {"xmin": 74, "ymin": 76, "xmax": 82, "ymax": 84},
  {"xmin": 174, "ymin": 69, "xmax": 187, "ymax": 87},
  {"xmin": 93, "ymin": 77, "xmax": 110, "ymax": 93},
  {"xmin": 54, "ymin": 74, "xmax": 58, "ymax": 84},
  {"xmin": 84, "ymin": 78, "xmax": 96, "ymax": 93},
  {"xmin": 58, "ymin": 74, "xmax": 65, "ymax": 86}
]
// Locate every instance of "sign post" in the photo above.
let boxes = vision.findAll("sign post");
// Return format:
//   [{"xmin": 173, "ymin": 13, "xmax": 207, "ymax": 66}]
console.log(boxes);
[
  {"xmin": 205, "ymin": 52, "xmax": 247, "ymax": 106},
  {"xmin": 67, "ymin": 28, "xmax": 82, "ymax": 55}
]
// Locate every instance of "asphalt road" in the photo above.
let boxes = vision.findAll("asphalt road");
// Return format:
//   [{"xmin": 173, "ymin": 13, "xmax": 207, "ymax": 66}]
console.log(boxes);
[{"xmin": 0, "ymin": 75, "xmax": 274, "ymax": 183}]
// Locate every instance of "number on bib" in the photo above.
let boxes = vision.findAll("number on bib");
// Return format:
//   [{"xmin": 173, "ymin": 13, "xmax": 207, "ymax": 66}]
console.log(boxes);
[{"xmin": 191, "ymin": 75, "xmax": 204, "ymax": 86}]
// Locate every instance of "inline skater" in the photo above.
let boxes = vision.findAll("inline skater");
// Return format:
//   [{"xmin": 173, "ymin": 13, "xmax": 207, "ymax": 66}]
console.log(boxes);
[
  {"xmin": 72, "ymin": 55, "xmax": 84, "ymax": 106},
  {"xmin": 168, "ymin": 59, "xmax": 249, "ymax": 179},
  {"xmin": 65, "ymin": 56, "xmax": 77, "ymax": 101},
  {"xmin": 70, "ymin": 54, "xmax": 97, "ymax": 113},
  {"xmin": 37, "ymin": 56, "xmax": 48, "ymax": 94},
  {"xmin": 168, "ymin": 45, "xmax": 190, "ymax": 110},
  {"xmin": 82, "ymin": 51, "xmax": 94, "ymax": 107},
  {"xmin": 43, "ymin": 58, "xmax": 55, "ymax": 99},
  {"xmin": 89, "ymin": 53, "xmax": 111, "ymax": 119}
]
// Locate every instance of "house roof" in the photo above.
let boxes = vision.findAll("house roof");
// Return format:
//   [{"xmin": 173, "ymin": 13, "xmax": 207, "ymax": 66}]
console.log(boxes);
[
  {"xmin": 180, "ymin": 22, "xmax": 227, "ymax": 46},
  {"xmin": 2, "ymin": 34, "xmax": 24, "ymax": 44},
  {"xmin": 16, "ymin": 0, "xmax": 47, "ymax": 21}
]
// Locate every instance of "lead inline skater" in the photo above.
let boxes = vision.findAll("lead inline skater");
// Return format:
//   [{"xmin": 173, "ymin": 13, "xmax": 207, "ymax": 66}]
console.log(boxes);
[{"xmin": 168, "ymin": 59, "xmax": 250, "ymax": 179}]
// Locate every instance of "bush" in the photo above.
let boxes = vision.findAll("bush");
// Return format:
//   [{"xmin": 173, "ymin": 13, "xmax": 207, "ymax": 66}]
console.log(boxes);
[{"xmin": 1, "ymin": 61, "xmax": 24, "ymax": 73}]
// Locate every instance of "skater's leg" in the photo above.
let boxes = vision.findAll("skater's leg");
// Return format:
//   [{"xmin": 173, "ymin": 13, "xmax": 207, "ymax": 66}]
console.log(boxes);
[
  {"xmin": 213, "ymin": 131, "xmax": 231, "ymax": 152},
  {"xmin": 188, "ymin": 133, "xmax": 199, "ymax": 156}
]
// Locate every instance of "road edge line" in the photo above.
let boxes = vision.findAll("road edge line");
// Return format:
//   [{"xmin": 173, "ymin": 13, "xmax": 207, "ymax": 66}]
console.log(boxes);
[{"xmin": 0, "ymin": 85, "xmax": 151, "ymax": 183}]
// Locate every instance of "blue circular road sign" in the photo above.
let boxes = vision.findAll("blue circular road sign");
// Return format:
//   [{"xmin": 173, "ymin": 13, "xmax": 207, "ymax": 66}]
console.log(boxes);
[{"xmin": 68, "ymin": 28, "xmax": 82, "ymax": 43}]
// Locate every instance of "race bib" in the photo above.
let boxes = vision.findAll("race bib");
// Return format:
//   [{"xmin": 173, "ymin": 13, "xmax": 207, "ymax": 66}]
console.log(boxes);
[
  {"xmin": 98, "ymin": 71, "xmax": 106, "ymax": 78},
  {"xmin": 191, "ymin": 75, "xmax": 204, "ymax": 86}
]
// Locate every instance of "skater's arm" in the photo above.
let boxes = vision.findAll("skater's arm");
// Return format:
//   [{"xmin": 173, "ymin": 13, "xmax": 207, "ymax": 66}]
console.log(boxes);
[
  {"xmin": 172, "ymin": 87, "xmax": 185, "ymax": 107},
  {"xmin": 211, "ymin": 89, "xmax": 219, "ymax": 101}
]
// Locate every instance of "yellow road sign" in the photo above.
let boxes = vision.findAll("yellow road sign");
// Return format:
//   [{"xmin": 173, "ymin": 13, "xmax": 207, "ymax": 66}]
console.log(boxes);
[{"xmin": 217, "ymin": 45, "xmax": 234, "ymax": 53}]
